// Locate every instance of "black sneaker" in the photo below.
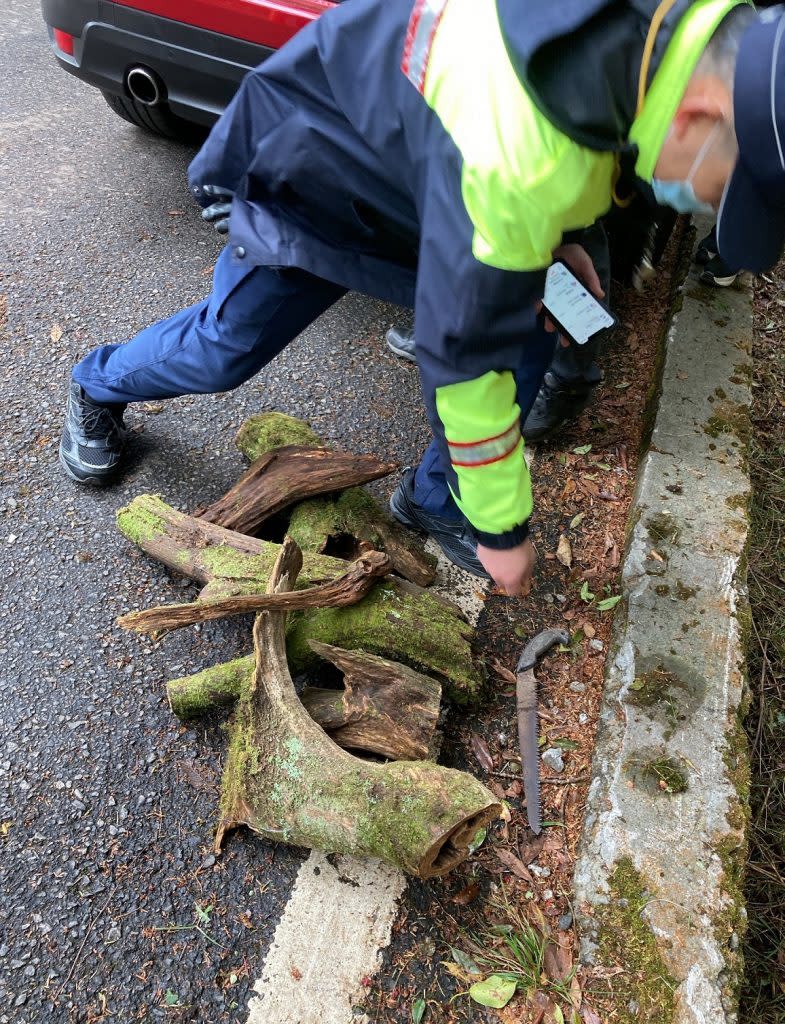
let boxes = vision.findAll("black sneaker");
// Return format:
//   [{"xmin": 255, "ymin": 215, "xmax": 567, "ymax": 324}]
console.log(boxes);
[
  {"xmin": 389, "ymin": 468, "xmax": 489, "ymax": 578},
  {"xmin": 694, "ymin": 229, "xmax": 717, "ymax": 266},
  {"xmin": 59, "ymin": 380, "xmax": 127, "ymax": 484},
  {"xmin": 385, "ymin": 326, "xmax": 416, "ymax": 362},
  {"xmin": 521, "ymin": 372, "xmax": 594, "ymax": 442},
  {"xmin": 699, "ymin": 254, "xmax": 738, "ymax": 288}
]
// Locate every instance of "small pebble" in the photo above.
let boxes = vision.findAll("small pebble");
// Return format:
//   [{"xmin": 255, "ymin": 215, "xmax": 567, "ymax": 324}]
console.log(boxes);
[
  {"xmin": 106, "ymin": 927, "xmax": 121, "ymax": 944},
  {"xmin": 542, "ymin": 889, "xmax": 554, "ymax": 901},
  {"xmin": 569, "ymin": 681, "xmax": 586, "ymax": 693},
  {"xmin": 541, "ymin": 748, "xmax": 565, "ymax": 773},
  {"xmin": 578, "ymin": 713, "xmax": 588, "ymax": 725},
  {"xmin": 558, "ymin": 912, "xmax": 574, "ymax": 930},
  {"xmin": 589, "ymin": 639, "xmax": 604, "ymax": 652}
]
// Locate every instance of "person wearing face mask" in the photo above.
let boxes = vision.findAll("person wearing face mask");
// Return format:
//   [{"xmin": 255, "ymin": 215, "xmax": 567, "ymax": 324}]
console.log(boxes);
[{"xmin": 61, "ymin": 0, "xmax": 783, "ymax": 598}]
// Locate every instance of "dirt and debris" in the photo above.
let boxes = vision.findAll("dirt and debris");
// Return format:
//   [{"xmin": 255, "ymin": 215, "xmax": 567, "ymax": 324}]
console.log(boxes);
[{"xmin": 359, "ymin": 220, "xmax": 692, "ymax": 1023}]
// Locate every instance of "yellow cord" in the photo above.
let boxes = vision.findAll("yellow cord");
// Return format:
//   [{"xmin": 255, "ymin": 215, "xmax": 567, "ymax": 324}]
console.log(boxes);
[{"xmin": 637, "ymin": 0, "xmax": 682, "ymax": 116}]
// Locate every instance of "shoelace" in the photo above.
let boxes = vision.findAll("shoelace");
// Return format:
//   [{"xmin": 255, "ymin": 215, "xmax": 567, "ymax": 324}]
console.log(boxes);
[{"xmin": 80, "ymin": 402, "xmax": 124, "ymax": 442}]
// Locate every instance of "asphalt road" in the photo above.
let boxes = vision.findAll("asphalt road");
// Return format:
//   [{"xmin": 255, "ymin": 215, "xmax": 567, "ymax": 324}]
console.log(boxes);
[{"xmin": 0, "ymin": 3, "xmax": 427, "ymax": 1020}]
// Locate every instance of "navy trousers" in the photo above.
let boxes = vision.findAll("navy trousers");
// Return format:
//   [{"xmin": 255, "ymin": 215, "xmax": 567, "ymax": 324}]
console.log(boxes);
[{"xmin": 73, "ymin": 245, "xmax": 556, "ymax": 522}]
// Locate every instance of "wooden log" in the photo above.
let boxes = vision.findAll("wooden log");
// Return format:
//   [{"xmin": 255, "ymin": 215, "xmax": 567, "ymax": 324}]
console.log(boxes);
[
  {"xmin": 303, "ymin": 642, "xmax": 442, "ymax": 760},
  {"xmin": 116, "ymin": 495, "xmax": 483, "ymax": 701},
  {"xmin": 117, "ymin": 550, "xmax": 391, "ymax": 636},
  {"xmin": 216, "ymin": 538, "xmax": 500, "ymax": 878},
  {"xmin": 197, "ymin": 445, "xmax": 396, "ymax": 535},
  {"xmin": 167, "ymin": 641, "xmax": 443, "ymax": 762},
  {"xmin": 235, "ymin": 412, "xmax": 437, "ymax": 587}
]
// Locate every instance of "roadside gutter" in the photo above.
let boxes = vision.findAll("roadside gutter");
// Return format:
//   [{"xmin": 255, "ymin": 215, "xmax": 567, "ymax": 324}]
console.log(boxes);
[{"xmin": 573, "ymin": 221, "xmax": 753, "ymax": 1024}]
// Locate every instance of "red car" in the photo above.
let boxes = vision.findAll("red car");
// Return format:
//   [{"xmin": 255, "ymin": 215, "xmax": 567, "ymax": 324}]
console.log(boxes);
[{"xmin": 41, "ymin": 0, "xmax": 334, "ymax": 140}]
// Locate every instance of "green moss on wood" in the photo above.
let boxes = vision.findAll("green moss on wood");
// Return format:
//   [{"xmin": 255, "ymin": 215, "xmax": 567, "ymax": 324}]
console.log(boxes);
[
  {"xmin": 116, "ymin": 499, "xmax": 167, "ymax": 546},
  {"xmin": 595, "ymin": 858, "xmax": 677, "ymax": 1024},
  {"xmin": 288, "ymin": 580, "xmax": 482, "ymax": 702},
  {"xmin": 235, "ymin": 412, "xmax": 322, "ymax": 462},
  {"xmin": 168, "ymin": 659, "xmax": 252, "ymax": 720}
]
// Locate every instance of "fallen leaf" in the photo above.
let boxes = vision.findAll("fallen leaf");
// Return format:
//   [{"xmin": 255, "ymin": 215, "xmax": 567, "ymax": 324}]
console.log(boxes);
[
  {"xmin": 676, "ymin": 370, "xmax": 689, "ymax": 380},
  {"xmin": 50, "ymin": 324, "xmax": 63, "ymax": 343},
  {"xmin": 518, "ymin": 833, "xmax": 548, "ymax": 863},
  {"xmin": 573, "ymin": 444, "xmax": 592, "ymax": 455},
  {"xmin": 412, "ymin": 997, "xmax": 426, "ymax": 1024},
  {"xmin": 581, "ymin": 1006, "xmax": 602, "ymax": 1024},
  {"xmin": 451, "ymin": 881, "xmax": 480, "ymax": 905},
  {"xmin": 495, "ymin": 848, "xmax": 535, "ymax": 883},
  {"xmin": 451, "ymin": 948, "xmax": 482, "ymax": 977},
  {"xmin": 556, "ymin": 534, "xmax": 572, "ymax": 568},
  {"xmin": 442, "ymin": 960, "xmax": 472, "ymax": 984},
  {"xmin": 569, "ymin": 974, "xmax": 582, "ymax": 1009},
  {"xmin": 579, "ymin": 479, "xmax": 600, "ymax": 498},
  {"xmin": 596, "ymin": 595, "xmax": 621, "ymax": 612},
  {"xmin": 582, "ymin": 622, "xmax": 596, "ymax": 639},
  {"xmin": 569, "ymin": 511, "xmax": 586, "ymax": 530},
  {"xmin": 471, "ymin": 732, "xmax": 494, "ymax": 773},
  {"xmin": 598, "ymin": 490, "xmax": 621, "ymax": 502},
  {"xmin": 553, "ymin": 1005, "xmax": 566, "ymax": 1024},
  {"xmin": 469, "ymin": 975, "xmax": 517, "ymax": 1009},
  {"xmin": 561, "ymin": 479, "xmax": 577, "ymax": 498},
  {"xmin": 491, "ymin": 658, "xmax": 517, "ymax": 685}
]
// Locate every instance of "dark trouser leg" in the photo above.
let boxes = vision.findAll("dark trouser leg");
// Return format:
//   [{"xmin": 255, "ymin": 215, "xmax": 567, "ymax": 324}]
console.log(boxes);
[{"xmin": 72, "ymin": 246, "xmax": 347, "ymax": 404}]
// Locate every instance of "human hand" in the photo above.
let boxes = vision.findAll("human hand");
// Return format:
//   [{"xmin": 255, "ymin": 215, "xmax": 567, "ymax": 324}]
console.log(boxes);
[
  {"xmin": 477, "ymin": 538, "xmax": 536, "ymax": 597},
  {"xmin": 537, "ymin": 243, "xmax": 605, "ymax": 347},
  {"xmin": 201, "ymin": 184, "xmax": 234, "ymax": 234}
]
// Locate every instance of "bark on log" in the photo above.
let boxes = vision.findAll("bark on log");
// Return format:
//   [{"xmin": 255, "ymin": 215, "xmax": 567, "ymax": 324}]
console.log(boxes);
[
  {"xmin": 197, "ymin": 445, "xmax": 396, "ymax": 535},
  {"xmin": 303, "ymin": 642, "xmax": 442, "ymax": 760},
  {"xmin": 216, "ymin": 538, "xmax": 500, "ymax": 878},
  {"xmin": 235, "ymin": 413, "xmax": 436, "ymax": 587},
  {"xmin": 117, "ymin": 550, "xmax": 391, "ymax": 636},
  {"xmin": 116, "ymin": 495, "xmax": 482, "ymax": 701},
  {"xmin": 167, "ymin": 641, "xmax": 443, "ymax": 761}
]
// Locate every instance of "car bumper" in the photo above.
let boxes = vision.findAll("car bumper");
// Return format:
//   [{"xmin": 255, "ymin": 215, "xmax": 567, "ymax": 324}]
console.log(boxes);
[{"xmin": 41, "ymin": 0, "xmax": 274, "ymax": 125}]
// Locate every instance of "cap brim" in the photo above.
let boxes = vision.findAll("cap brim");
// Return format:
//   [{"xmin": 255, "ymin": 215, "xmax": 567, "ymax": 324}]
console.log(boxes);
[{"xmin": 717, "ymin": 159, "xmax": 785, "ymax": 273}]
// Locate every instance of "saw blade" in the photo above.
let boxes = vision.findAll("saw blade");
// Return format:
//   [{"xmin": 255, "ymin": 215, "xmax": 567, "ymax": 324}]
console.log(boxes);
[{"xmin": 516, "ymin": 667, "xmax": 541, "ymax": 835}]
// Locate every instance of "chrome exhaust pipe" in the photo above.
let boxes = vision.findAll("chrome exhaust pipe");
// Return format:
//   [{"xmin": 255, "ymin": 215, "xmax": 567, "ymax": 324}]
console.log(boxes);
[{"xmin": 126, "ymin": 65, "xmax": 163, "ymax": 106}]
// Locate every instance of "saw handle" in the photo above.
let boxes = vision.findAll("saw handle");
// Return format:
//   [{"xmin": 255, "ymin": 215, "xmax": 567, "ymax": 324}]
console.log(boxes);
[{"xmin": 516, "ymin": 628, "xmax": 570, "ymax": 673}]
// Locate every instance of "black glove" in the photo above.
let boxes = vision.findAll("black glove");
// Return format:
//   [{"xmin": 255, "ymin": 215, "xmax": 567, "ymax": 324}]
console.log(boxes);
[{"xmin": 201, "ymin": 184, "xmax": 233, "ymax": 234}]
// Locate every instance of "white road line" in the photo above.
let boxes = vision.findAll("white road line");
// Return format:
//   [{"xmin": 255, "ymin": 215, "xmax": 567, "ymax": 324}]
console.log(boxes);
[
  {"xmin": 243, "ymin": 452, "xmax": 549, "ymax": 1021},
  {"xmin": 246, "ymin": 852, "xmax": 406, "ymax": 1024}
]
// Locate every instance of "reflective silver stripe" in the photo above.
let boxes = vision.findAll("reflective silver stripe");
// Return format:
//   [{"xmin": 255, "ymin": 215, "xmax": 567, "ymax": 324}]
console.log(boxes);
[
  {"xmin": 448, "ymin": 421, "xmax": 521, "ymax": 467},
  {"xmin": 771, "ymin": 14, "xmax": 785, "ymax": 172},
  {"xmin": 402, "ymin": 0, "xmax": 448, "ymax": 93}
]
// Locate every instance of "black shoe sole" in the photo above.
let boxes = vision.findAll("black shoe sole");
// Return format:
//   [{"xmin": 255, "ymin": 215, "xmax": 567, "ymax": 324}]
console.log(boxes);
[{"xmin": 59, "ymin": 446, "xmax": 118, "ymax": 486}]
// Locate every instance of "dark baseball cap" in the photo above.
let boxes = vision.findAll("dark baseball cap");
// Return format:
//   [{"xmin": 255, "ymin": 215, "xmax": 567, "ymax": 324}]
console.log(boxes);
[{"xmin": 718, "ymin": 6, "xmax": 785, "ymax": 273}]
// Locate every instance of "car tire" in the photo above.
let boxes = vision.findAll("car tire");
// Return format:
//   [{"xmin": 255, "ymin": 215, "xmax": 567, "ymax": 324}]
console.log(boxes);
[{"xmin": 102, "ymin": 91, "xmax": 207, "ymax": 144}]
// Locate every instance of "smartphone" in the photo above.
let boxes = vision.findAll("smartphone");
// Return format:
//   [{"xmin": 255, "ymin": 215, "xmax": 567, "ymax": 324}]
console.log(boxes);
[{"xmin": 542, "ymin": 259, "xmax": 617, "ymax": 345}]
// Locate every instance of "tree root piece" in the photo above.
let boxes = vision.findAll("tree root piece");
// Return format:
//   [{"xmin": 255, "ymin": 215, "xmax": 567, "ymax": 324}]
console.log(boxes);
[
  {"xmin": 168, "ymin": 641, "xmax": 442, "ymax": 762},
  {"xmin": 197, "ymin": 445, "xmax": 396, "ymax": 535},
  {"xmin": 117, "ymin": 495, "xmax": 483, "ymax": 701},
  {"xmin": 235, "ymin": 413, "xmax": 436, "ymax": 587},
  {"xmin": 216, "ymin": 538, "xmax": 500, "ymax": 878},
  {"xmin": 117, "ymin": 550, "xmax": 391, "ymax": 636}
]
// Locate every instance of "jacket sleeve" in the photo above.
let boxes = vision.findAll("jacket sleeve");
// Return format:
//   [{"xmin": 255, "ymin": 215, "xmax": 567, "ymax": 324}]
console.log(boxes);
[{"xmin": 414, "ymin": 153, "xmax": 554, "ymax": 549}]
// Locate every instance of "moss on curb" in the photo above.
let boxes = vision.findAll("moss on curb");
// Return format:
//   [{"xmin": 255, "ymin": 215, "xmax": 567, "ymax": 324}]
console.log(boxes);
[{"xmin": 595, "ymin": 858, "xmax": 677, "ymax": 1023}]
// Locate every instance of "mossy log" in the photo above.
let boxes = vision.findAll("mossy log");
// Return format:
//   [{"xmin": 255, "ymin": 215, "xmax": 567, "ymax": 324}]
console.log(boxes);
[
  {"xmin": 216, "ymin": 538, "xmax": 500, "ymax": 878},
  {"xmin": 116, "ymin": 494, "xmax": 483, "ymax": 701},
  {"xmin": 235, "ymin": 412, "xmax": 437, "ymax": 587},
  {"xmin": 197, "ymin": 445, "xmax": 396, "ymax": 535},
  {"xmin": 117, "ymin": 550, "xmax": 391, "ymax": 636},
  {"xmin": 168, "ymin": 640, "xmax": 443, "ymax": 761}
]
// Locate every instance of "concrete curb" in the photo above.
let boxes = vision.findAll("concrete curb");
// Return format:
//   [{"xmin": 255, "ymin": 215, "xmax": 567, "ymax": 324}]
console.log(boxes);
[{"xmin": 573, "ymin": 231, "xmax": 753, "ymax": 1024}]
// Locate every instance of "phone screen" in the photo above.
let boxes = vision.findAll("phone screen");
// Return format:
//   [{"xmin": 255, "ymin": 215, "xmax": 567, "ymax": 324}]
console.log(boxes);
[{"xmin": 543, "ymin": 260, "xmax": 616, "ymax": 345}]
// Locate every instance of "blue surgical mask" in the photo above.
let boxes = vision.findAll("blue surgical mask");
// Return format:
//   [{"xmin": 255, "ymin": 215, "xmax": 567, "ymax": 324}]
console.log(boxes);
[
  {"xmin": 651, "ymin": 121, "xmax": 723, "ymax": 216},
  {"xmin": 650, "ymin": 177, "xmax": 716, "ymax": 215}
]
